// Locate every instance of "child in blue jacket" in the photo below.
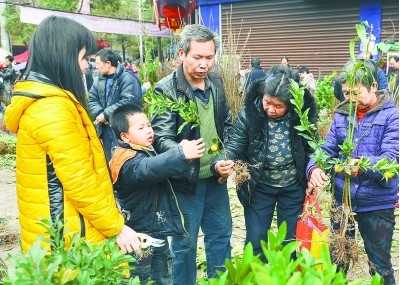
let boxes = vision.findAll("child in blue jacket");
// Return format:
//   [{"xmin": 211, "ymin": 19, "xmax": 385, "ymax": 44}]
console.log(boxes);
[{"xmin": 307, "ymin": 59, "xmax": 398, "ymax": 285}]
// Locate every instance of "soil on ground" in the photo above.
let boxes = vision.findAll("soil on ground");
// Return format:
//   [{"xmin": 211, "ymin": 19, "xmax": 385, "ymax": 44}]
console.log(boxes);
[{"xmin": 0, "ymin": 168, "xmax": 398, "ymax": 283}]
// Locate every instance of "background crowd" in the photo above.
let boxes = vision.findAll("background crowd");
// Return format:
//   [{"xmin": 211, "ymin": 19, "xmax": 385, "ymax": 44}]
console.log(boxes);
[{"xmin": 0, "ymin": 16, "xmax": 398, "ymax": 285}]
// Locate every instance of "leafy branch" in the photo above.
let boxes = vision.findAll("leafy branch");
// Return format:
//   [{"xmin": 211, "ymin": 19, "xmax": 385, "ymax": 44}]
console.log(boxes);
[
  {"xmin": 290, "ymin": 82, "xmax": 331, "ymax": 171},
  {"xmin": 144, "ymin": 90, "xmax": 228, "ymax": 159},
  {"xmin": 290, "ymin": 79, "xmax": 398, "ymax": 182},
  {"xmin": 314, "ymin": 71, "xmax": 336, "ymax": 112},
  {"xmin": 144, "ymin": 90, "xmax": 201, "ymax": 134},
  {"xmin": 1, "ymin": 216, "xmax": 140, "ymax": 284},
  {"xmin": 371, "ymin": 157, "xmax": 399, "ymax": 183}
]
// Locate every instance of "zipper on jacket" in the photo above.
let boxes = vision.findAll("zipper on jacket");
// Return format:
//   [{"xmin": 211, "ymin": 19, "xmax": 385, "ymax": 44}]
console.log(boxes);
[
  {"xmin": 79, "ymin": 214, "xmax": 86, "ymax": 237},
  {"xmin": 166, "ymin": 178, "xmax": 188, "ymax": 235},
  {"xmin": 13, "ymin": 91, "xmax": 46, "ymax": 99},
  {"xmin": 144, "ymin": 149, "xmax": 188, "ymax": 235}
]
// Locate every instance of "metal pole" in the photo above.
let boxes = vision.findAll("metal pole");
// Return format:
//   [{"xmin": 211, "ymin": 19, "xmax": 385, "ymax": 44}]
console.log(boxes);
[
  {"xmin": 0, "ymin": 2, "xmax": 11, "ymax": 52},
  {"xmin": 138, "ymin": 0, "xmax": 143, "ymax": 63}
]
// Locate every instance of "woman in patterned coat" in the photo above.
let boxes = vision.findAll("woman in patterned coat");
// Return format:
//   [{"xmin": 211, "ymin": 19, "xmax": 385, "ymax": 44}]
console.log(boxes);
[{"xmin": 214, "ymin": 65, "xmax": 316, "ymax": 259}]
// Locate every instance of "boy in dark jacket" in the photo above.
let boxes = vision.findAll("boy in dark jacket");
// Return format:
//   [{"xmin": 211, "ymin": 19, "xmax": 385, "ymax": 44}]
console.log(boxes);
[{"xmin": 109, "ymin": 103, "xmax": 205, "ymax": 285}]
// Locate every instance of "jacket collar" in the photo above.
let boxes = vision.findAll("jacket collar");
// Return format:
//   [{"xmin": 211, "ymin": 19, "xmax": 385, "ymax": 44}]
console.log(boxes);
[
  {"xmin": 5, "ymin": 74, "xmax": 78, "ymax": 133},
  {"xmin": 175, "ymin": 64, "xmax": 191, "ymax": 97},
  {"xmin": 335, "ymin": 90, "xmax": 392, "ymax": 115},
  {"xmin": 25, "ymin": 71, "xmax": 53, "ymax": 85},
  {"xmin": 174, "ymin": 64, "xmax": 219, "ymax": 100},
  {"xmin": 109, "ymin": 142, "xmax": 154, "ymax": 183},
  {"xmin": 244, "ymin": 79, "xmax": 317, "ymax": 131},
  {"xmin": 98, "ymin": 64, "xmax": 125, "ymax": 80},
  {"xmin": 116, "ymin": 139, "xmax": 153, "ymax": 152},
  {"xmin": 109, "ymin": 147, "xmax": 137, "ymax": 183}
]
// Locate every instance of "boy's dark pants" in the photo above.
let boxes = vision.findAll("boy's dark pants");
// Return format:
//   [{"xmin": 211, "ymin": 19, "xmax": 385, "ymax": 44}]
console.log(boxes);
[{"xmin": 129, "ymin": 238, "xmax": 172, "ymax": 285}]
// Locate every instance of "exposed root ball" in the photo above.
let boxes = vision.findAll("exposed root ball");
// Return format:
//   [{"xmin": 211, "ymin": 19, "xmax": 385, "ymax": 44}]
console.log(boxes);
[
  {"xmin": 233, "ymin": 160, "xmax": 261, "ymax": 187},
  {"xmin": 330, "ymin": 232, "xmax": 359, "ymax": 266}
]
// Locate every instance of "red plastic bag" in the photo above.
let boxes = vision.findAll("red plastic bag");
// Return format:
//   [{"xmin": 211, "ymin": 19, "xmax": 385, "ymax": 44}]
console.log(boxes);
[{"xmin": 296, "ymin": 195, "xmax": 328, "ymax": 253}]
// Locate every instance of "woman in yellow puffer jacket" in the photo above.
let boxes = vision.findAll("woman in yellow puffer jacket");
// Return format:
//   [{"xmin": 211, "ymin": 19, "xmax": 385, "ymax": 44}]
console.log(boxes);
[{"xmin": 4, "ymin": 16, "xmax": 141, "ymax": 254}]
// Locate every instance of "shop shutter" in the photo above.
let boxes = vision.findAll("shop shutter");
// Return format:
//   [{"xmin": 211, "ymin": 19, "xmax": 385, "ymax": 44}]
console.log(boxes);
[
  {"xmin": 221, "ymin": 0, "xmax": 363, "ymax": 78},
  {"xmin": 381, "ymin": 0, "xmax": 399, "ymax": 43}
]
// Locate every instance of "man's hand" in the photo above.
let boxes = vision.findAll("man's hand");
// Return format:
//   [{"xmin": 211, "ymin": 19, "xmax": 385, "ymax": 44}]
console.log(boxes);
[
  {"xmin": 116, "ymin": 225, "xmax": 141, "ymax": 255},
  {"xmin": 215, "ymin": 160, "xmax": 234, "ymax": 178},
  {"xmin": 94, "ymin": 113, "xmax": 107, "ymax": 125}
]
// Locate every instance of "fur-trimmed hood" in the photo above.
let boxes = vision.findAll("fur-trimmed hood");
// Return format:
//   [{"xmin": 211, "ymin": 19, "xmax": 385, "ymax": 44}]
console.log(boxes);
[
  {"xmin": 243, "ymin": 79, "xmax": 317, "ymax": 132},
  {"xmin": 226, "ymin": 79, "xmax": 317, "ymax": 205}
]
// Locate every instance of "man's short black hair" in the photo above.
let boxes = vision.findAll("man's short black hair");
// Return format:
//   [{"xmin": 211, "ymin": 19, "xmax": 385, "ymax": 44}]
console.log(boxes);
[
  {"xmin": 298, "ymin": 66, "xmax": 309, "ymax": 74},
  {"xmin": 96, "ymin": 48, "xmax": 120, "ymax": 67},
  {"xmin": 251, "ymin": 58, "xmax": 261, "ymax": 67},
  {"xmin": 5, "ymin": 55, "xmax": 14, "ymax": 62}
]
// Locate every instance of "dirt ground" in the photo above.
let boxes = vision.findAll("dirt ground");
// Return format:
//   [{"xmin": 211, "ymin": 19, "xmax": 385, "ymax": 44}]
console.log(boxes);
[
  {"xmin": 0, "ymin": 168, "xmax": 20, "ymax": 265},
  {"xmin": 0, "ymin": 167, "xmax": 398, "ymax": 283}
]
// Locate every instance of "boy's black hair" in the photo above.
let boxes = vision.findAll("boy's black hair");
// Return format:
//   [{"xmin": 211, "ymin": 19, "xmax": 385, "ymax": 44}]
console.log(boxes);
[{"xmin": 110, "ymin": 103, "xmax": 144, "ymax": 139}]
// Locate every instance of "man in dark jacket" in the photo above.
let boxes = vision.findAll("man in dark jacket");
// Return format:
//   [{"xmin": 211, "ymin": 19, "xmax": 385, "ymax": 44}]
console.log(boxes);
[
  {"xmin": 88, "ymin": 49, "xmax": 141, "ymax": 162},
  {"xmin": 244, "ymin": 58, "xmax": 267, "ymax": 93},
  {"xmin": 387, "ymin": 55, "xmax": 398, "ymax": 102},
  {"xmin": 151, "ymin": 24, "xmax": 233, "ymax": 285},
  {"xmin": 0, "ymin": 55, "xmax": 16, "ymax": 113}
]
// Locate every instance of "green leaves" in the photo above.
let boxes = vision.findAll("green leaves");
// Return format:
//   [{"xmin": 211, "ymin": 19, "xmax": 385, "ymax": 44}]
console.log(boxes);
[
  {"xmin": 350, "ymin": 21, "xmax": 370, "ymax": 61},
  {"xmin": 144, "ymin": 90, "xmax": 201, "ymax": 135},
  {"xmin": 200, "ymin": 222, "xmax": 382, "ymax": 284},
  {"xmin": 371, "ymin": 157, "xmax": 399, "ymax": 183},
  {"xmin": 1, "ymin": 217, "xmax": 140, "ymax": 284},
  {"xmin": 206, "ymin": 242, "xmax": 261, "ymax": 285},
  {"xmin": 39, "ymin": 0, "xmax": 79, "ymax": 11},
  {"xmin": 290, "ymin": 81, "xmax": 331, "ymax": 171},
  {"xmin": 338, "ymin": 139, "xmax": 355, "ymax": 158},
  {"xmin": 0, "ymin": 132, "xmax": 17, "ymax": 155},
  {"xmin": 4, "ymin": 5, "xmax": 37, "ymax": 46},
  {"xmin": 0, "ymin": 133, "xmax": 17, "ymax": 169},
  {"xmin": 314, "ymin": 72, "xmax": 336, "ymax": 112}
]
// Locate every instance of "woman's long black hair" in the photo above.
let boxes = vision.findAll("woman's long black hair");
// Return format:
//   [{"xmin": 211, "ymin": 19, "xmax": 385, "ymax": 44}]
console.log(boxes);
[{"xmin": 24, "ymin": 16, "xmax": 97, "ymax": 109}]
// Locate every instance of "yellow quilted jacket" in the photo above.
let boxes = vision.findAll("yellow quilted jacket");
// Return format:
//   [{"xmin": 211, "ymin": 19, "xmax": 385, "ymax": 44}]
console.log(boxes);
[{"xmin": 5, "ymin": 80, "xmax": 125, "ymax": 252}]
